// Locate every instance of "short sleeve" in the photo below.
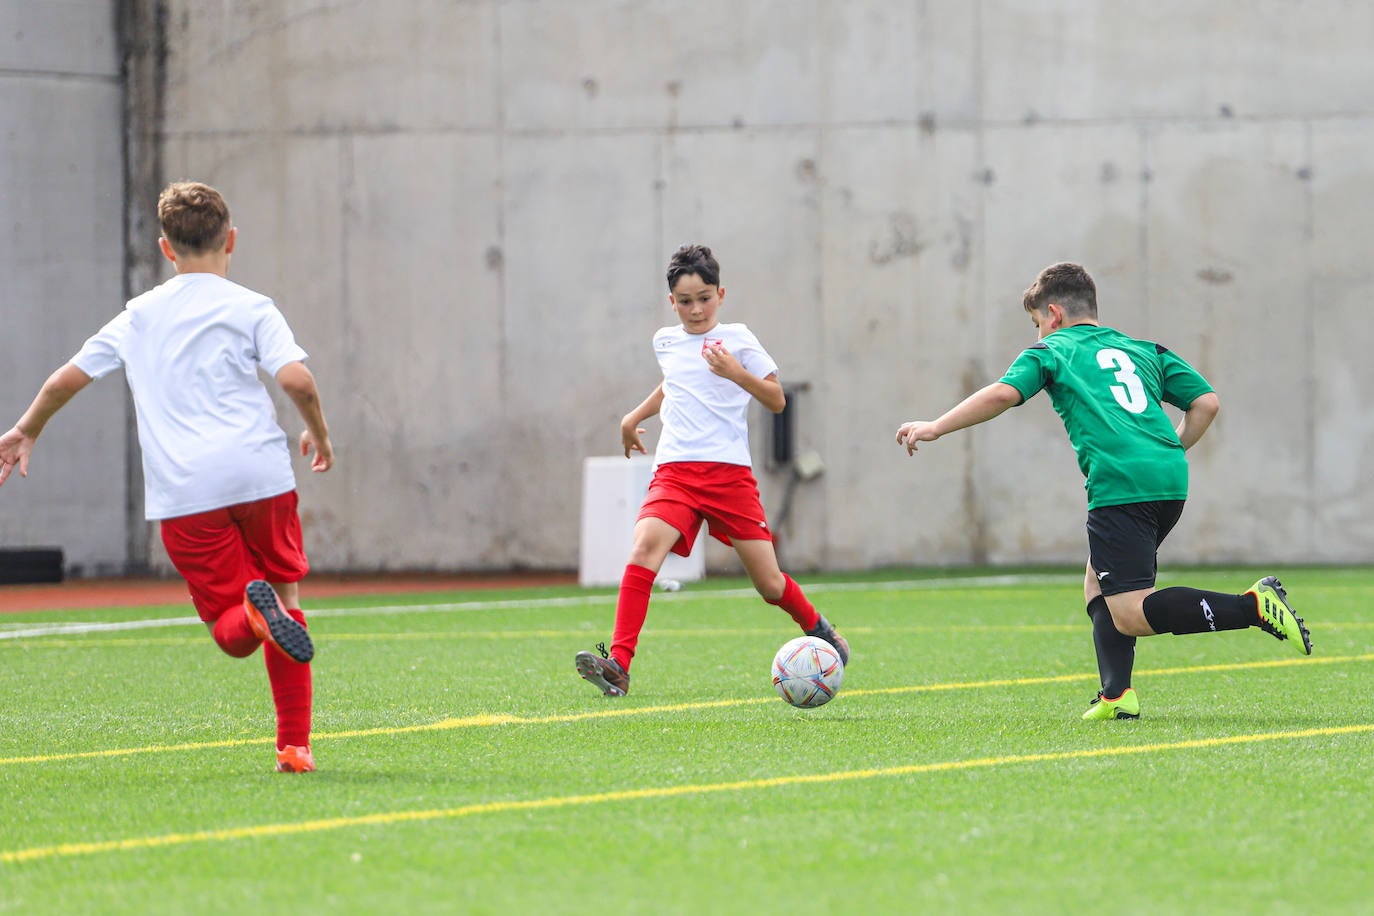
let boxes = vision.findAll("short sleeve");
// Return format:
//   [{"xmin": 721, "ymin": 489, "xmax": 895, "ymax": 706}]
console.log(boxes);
[
  {"xmin": 733, "ymin": 324, "xmax": 780, "ymax": 380},
  {"xmin": 998, "ymin": 345, "xmax": 1054, "ymax": 404},
  {"xmin": 1157, "ymin": 347, "xmax": 1214, "ymax": 410},
  {"xmin": 70, "ymin": 310, "xmax": 133, "ymax": 380},
  {"xmin": 254, "ymin": 300, "xmax": 308, "ymax": 376}
]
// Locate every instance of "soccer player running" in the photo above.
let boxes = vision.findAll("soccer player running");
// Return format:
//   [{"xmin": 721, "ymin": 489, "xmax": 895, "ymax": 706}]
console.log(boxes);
[
  {"xmin": 575, "ymin": 244, "xmax": 849, "ymax": 697},
  {"xmin": 0, "ymin": 181, "xmax": 333, "ymax": 770},
  {"xmin": 895, "ymin": 262, "xmax": 1311, "ymax": 720}
]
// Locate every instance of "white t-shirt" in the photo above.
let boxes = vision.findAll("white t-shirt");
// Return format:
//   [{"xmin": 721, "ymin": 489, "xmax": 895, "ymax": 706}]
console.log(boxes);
[
  {"xmin": 652, "ymin": 321, "xmax": 779, "ymax": 467},
  {"xmin": 71, "ymin": 273, "xmax": 307, "ymax": 520}
]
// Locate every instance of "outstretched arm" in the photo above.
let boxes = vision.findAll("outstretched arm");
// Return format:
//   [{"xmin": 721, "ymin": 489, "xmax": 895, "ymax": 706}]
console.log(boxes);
[
  {"xmin": 1176, "ymin": 391, "xmax": 1219, "ymax": 450},
  {"xmin": 0, "ymin": 363, "xmax": 94, "ymax": 485},
  {"xmin": 621, "ymin": 383, "xmax": 664, "ymax": 457},
  {"xmin": 895, "ymin": 382, "xmax": 1022, "ymax": 455},
  {"xmin": 276, "ymin": 361, "xmax": 333, "ymax": 472}
]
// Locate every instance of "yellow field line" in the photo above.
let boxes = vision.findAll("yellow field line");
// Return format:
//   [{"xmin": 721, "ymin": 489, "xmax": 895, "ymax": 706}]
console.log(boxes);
[
  {"xmin": 3, "ymin": 722, "xmax": 1370, "ymax": 864},
  {"xmin": 2, "ymin": 653, "xmax": 1367, "ymax": 767},
  {"xmin": 859, "ymin": 652, "xmax": 1374, "ymax": 695},
  {"xmin": 6, "ymin": 620, "xmax": 1371, "ymax": 650}
]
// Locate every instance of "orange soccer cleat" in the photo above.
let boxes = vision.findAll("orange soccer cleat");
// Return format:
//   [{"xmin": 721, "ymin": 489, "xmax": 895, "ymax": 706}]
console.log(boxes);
[{"xmin": 276, "ymin": 744, "xmax": 316, "ymax": 773}]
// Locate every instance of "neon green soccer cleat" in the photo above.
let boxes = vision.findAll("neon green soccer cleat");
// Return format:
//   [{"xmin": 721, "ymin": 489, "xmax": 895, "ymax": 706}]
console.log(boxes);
[
  {"xmin": 1082, "ymin": 687, "xmax": 1141, "ymax": 721},
  {"xmin": 1248, "ymin": 576, "xmax": 1313, "ymax": 656}
]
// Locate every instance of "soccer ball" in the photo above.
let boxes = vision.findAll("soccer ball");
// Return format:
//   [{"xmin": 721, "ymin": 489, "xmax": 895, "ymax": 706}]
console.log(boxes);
[{"xmin": 771, "ymin": 635, "xmax": 844, "ymax": 708}]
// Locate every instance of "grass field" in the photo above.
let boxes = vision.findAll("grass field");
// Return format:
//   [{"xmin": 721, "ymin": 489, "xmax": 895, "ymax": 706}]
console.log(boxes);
[{"xmin": 1, "ymin": 567, "xmax": 1369, "ymax": 914}]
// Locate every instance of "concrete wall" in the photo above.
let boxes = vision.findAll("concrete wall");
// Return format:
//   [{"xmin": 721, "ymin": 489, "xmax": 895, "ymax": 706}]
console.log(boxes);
[
  {"xmin": 10, "ymin": 1, "xmax": 1374, "ymax": 574},
  {"xmin": 0, "ymin": 0, "xmax": 128, "ymax": 575}
]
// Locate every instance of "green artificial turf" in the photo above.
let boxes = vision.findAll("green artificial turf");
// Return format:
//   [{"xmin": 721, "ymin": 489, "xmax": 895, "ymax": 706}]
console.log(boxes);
[{"xmin": 0, "ymin": 567, "xmax": 1368, "ymax": 914}]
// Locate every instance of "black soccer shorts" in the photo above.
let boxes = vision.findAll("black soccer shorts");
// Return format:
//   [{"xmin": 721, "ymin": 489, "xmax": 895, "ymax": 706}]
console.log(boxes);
[{"xmin": 1085, "ymin": 500, "xmax": 1186, "ymax": 596}]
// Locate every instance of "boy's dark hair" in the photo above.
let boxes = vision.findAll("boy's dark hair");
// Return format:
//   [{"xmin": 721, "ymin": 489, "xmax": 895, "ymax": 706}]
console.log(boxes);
[
  {"xmin": 158, "ymin": 181, "xmax": 231, "ymax": 255},
  {"xmin": 1023, "ymin": 262, "xmax": 1097, "ymax": 319},
  {"xmin": 666, "ymin": 244, "xmax": 721, "ymax": 289}
]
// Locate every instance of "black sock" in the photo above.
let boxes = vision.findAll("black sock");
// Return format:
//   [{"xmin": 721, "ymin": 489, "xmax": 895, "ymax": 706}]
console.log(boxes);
[
  {"xmin": 1142, "ymin": 587, "xmax": 1255, "ymax": 635},
  {"xmin": 1087, "ymin": 595, "xmax": 1135, "ymax": 698}
]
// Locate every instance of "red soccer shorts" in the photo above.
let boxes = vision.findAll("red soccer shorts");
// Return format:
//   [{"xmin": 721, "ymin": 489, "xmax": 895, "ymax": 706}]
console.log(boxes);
[
  {"xmin": 159, "ymin": 490, "xmax": 310, "ymax": 622},
  {"xmin": 638, "ymin": 461, "xmax": 773, "ymax": 557}
]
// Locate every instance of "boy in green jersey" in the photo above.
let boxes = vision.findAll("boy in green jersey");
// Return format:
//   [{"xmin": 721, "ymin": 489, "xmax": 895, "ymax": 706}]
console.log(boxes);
[{"xmin": 895, "ymin": 262, "xmax": 1311, "ymax": 720}]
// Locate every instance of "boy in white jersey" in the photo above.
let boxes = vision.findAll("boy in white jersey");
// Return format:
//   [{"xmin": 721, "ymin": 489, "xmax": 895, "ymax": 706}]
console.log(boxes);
[
  {"xmin": 0, "ymin": 182, "xmax": 333, "ymax": 772},
  {"xmin": 576, "ymin": 244, "xmax": 849, "ymax": 697}
]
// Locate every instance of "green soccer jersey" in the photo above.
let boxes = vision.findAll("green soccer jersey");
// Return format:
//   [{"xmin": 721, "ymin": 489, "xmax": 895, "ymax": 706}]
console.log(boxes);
[{"xmin": 997, "ymin": 324, "xmax": 1214, "ymax": 509}]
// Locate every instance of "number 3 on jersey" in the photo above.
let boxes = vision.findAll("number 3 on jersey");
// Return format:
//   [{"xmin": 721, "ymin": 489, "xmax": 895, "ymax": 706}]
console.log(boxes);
[{"xmin": 1097, "ymin": 348, "xmax": 1148, "ymax": 414}]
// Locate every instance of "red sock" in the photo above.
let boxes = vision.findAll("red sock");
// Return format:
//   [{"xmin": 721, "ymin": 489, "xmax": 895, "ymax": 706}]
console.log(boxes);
[
  {"xmin": 211, "ymin": 605, "xmax": 260, "ymax": 658},
  {"xmin": 767, "ymin": 574, "xmax": 820, "ymax": 631},
  {"xmin": 610, "ymin": 564, "xmax": 657, "ymax": 672},
  {"xmin": 263, "ymin": 608, "xmax": 312, "ymax": 749}
]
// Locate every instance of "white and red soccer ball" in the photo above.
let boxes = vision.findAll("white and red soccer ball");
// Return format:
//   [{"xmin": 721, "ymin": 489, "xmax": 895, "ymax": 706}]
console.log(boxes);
[{"xmin": 771, "ymin": 635, "xmax": 845, "ymax": 708}]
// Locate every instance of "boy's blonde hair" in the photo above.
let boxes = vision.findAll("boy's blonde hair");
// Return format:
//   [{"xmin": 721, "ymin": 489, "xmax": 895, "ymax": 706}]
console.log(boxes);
[{"xmin": 157, "ymin": 181, "xmax": 230, "ymax": 255}]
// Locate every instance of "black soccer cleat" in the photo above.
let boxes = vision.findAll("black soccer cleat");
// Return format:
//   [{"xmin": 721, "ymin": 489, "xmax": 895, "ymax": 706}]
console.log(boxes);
[
  {"xmin": 806, "ymin": 614, "xmax": 850, "ymax": 666},
  {"xmin": 575, "ymin": 642, "xmax": 630, "ymax": 696}
]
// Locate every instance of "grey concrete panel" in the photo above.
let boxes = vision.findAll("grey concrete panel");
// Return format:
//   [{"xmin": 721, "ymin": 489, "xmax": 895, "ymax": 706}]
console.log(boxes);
[
  {"xmin": 502, "ymin": 0, "xmax": 825, "ymax": 130},
  {"xmin": 978, "ymin": 124, "xmax": 1150, "ymax": 564},
  {"xmin": 501, "ymin": 0, "xmax": 981, "ymax": 132},
  {"xmin": 0, "ymin": 0, "xmax": 117, "ymax": 76},
  {"xmin": 815, "ymin": 125, "xmax": 987, "ymax": 568},
  {"xmin": 658, "ymin": 129, "xmax": 825, "ymax": 567},
  {"xmin": 24, "ymin": 0, "xmax": 1374, "ymax": 576},
  {"xmin": 166, "ymin": 134, "xmax": 354, "ymax": 568},
  {"xmin": 332, "ymin": 132, "xmax": 508, "ymax": 569},
  {"xmin": 153, "ymin": 133, "xmax": 513, "ymax": 573},
  {"xmin": 1309, "ymin": 121, "xmax": 1374, "ymax": 560},
  {"xmin": 659, "ymin": 130, "xmax": 824, "ymax": 334},
  {"xmin": 902, "ymin": 1, "xmax": 982, "ymax": 123},
  {"xmin": 0, "ymin": 79, "xmax": 124, "ymax": 263},
  {"xmin": 167, "ymin": 137, "xmax": 349, "ymax": 347},
  {"xmin": 980, "ymin": 0, "xmax": 1374, "ymax": 122},
  {"xmin": 502, "ymin": 131, "xmax": 663, "ymax": 566},
  {"xmin": 659, "ymin": 129, "xmax": 825, "ymax": 379},
  {"xmin": 983, "ymin": 124, "xmax": 1149, "ymax": 323},
  {"xmin": 1144, "ymin": 122, "xmax": 1312, "ymax": 562},
  {"xmin": 163, "ymin": 0, "xmax": 500, "ymax": 134},
  {"xmin": 0, "ymin": 71, "xmax": 125, "ymax": 575}
]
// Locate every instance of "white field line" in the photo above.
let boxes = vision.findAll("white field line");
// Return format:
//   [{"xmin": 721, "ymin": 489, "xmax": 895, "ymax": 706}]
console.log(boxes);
[
  {"xmin": 0, "ymin": 569, "xmax": 1290, "ymax": 641},
  {"xmin": 0, "ymin": 574, "xmax": 1081, "ymax": 641},
  {"xmin": 0, "ymin": 616, "xmax": 204, "ymax": 639}
]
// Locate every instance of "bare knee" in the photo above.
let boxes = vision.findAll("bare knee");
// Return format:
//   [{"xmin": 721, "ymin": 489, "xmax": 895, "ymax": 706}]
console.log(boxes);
[
  {"xmin": 1106, "ymin": 597, "xmax": 1155, "ymax": 637},
  {"xmin": 754, "ymin": 572, "xmax": 786, "ymax": 602},
  {"xmin": 626, "ymin": 544, "xmax": 667, "ymax": 571},
  {"xmin": 625, "ymin": 519, "xmax": 678, "ymax": 571}
]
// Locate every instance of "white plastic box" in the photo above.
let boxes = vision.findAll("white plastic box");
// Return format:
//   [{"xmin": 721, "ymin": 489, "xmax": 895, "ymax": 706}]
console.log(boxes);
[{"xmin": 579, "ymin": 455, "xmax": 706, "ymax": 587}]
